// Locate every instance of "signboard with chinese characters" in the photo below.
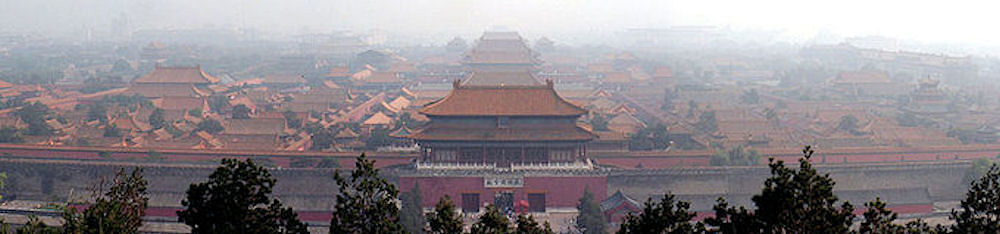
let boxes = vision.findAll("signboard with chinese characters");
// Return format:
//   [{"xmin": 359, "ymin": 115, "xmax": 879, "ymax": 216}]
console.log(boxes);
[{"xmin": 484, "ymin": 176, "xmax": 523, "ymax": 188}]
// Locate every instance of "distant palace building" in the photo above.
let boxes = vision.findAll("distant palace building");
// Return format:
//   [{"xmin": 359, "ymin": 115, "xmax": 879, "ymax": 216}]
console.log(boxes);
[
  {"xmin": 130, "ymin": 65, "xmax": 218, "ymax": 98},
  {"xmin": 398, "ymin": 32, "xmax": 605, "ymax": 214}
]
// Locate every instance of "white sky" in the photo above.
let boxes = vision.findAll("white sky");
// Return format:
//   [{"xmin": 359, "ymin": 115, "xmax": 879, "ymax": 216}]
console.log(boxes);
[{"xmin": 0, "ymin": 0, "xmax": 997, "ymax": 45}]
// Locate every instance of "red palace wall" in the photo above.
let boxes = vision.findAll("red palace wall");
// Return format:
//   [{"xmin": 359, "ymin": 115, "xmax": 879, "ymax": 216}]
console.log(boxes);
[{"xmin": 399, "ymin": 175, "xmax": 608, "ymax": 209}]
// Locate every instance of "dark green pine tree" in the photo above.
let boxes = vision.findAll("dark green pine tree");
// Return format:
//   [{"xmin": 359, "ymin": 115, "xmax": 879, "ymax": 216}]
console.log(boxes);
[
  {"xmin": 859, "ymin": 197, "xmax": 942, "ymax": 233},
  {"xmin": 177, "ymin": 158, "xmax": 308, "ymax": 234},
  {"xmin": 470, "ymin": 205, "xmax": 511, "ymax": 234},
  {"xmin": 951, "ymin": 163, "xmax": 1000, "ymax": 232},
  {"xmin": 148, "ymin": 108, "xmax": 166, "ymax": 130},
  {"xmin": 706, "ymin": 146, "xmax": 855, "ymax": 233},
  {"xmin": 63, "ymin": 167, "xmax": 149, "ymax": 234},
  {"xmin": 616, "ymin": 193, "xmax": 703, "ymax": 234},
  {"xmin": 859, "ymin": 197, "xmax": 901, "ymax": 234},
  {"xmin": 232, "ymin": 104, "xmax": 252, "ymax": 119},
  {"xmin": 515, "ymin": 214, "xmax": 554, "ymax": 234},
  {"xmin": 400, "ymin": 183, "xmax": 427, "ymax": 234},
  {"xmin": 426, "ymin": 195, "xmax": 463, "ymax": 234},
  {"xmin": 330, "ymin": 153, "xmax": 403, "ymax": 233},
  {"xmin": 575, "ymin": 188, "xmax": 607, "ymax": 234}
]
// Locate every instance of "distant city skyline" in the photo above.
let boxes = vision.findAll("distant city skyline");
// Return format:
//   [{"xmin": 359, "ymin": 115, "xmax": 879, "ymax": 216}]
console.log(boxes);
[{"xmin": 1, "ymin": 0, "xmax": 997, "ymax": 49}]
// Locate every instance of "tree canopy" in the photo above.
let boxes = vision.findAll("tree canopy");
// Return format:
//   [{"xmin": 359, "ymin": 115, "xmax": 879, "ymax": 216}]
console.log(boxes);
[
  {"xmin": 177, "ymin": 158, "xmax": 308, "ymax": 234},
  {"xmin": 616, "ymin": 193, "xmax": 703, "ymax": 234},
  {"xmin": 575, "ymin": 188, "xmax": 606, "ymax": 234},
  {"xmin": 330, "ymin": 154, "xmax": 403, "ymax": 233},
  {"xmin": 705, "ymin": 146, "xmax": 854, "ymax": 233},
  {"xmin": 426, "ymin": 196, "xmax": 463, "ymax": 234}
]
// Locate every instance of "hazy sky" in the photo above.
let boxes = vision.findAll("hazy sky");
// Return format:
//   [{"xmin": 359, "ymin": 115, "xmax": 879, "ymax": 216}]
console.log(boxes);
[{"xmin": 0, "ymin": 0, "xmax": 996, "ymax": 45}]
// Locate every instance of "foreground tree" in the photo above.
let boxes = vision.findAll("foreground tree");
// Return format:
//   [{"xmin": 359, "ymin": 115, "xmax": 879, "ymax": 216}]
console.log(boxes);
[
  {"xmin": 470, "ymin": 205, "xmax": 510, "ymax": 234},
  {"xmin": 64, "ymin": 167, "xmax": 149, "ymax": 234},
  {"xmin": 400, "ymin": 183, "xmax": 426, "ymax": 234},
  {"xmin": 705, "ymin": 146, "xmax": 854, "ymax": 233},
  {"xmin": 330, "ymin": 154, "xmax": 403, "ymax": 233},
  {"xmin": 515, "ymin": 214, "xmax": 554, "ymax": 234},
  {"xmin": 616, "ymin": 193, "xmax": 703, "ymax": 234},
  {"xmin": 858, "ymin": 197, "xmax": 940, "ymax": 234},
  {"xmin": 575, "ymin": 188, "xmax": 607, "ymax": 234},
  {"xmin": 177, "ymin": 158, "xmax": 308, "ymax": 234},
  {"xmin": 426, "ymin": 196, "xmax": 463, "ymax": 234},
  {"xmin": 951, "ymin": 163, "xmax": 1000, "ymax": 232}
]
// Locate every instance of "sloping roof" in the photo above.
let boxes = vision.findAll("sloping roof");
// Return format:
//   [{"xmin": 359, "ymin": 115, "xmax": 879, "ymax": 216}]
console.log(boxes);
[
  {"xmin": 480, "ymin": 31, "xmax": 523, "ymax": 41},
  {"xmin": 609, "ymin": 113, "xmax": 646, "ymax": 127},
  {"xmin": 222, "ymin": 118, "xmax": 286, "ymax": 135},
  {"xmin": 388, "ymin": 96, "xmax": 411, "ymax": 110},
  {"xmin": 326, "ymin": 67, "xmax": 352, "ymax": 77},
  {"xmin": 134, "ymin": 65, "xmax": 219, "ymax": 84},
  {"xmin": 420, "ymin": 81, "xmax": 587, "ymax": 117},
  {"xmin": 364, "ymin": 72, "xmax": 403, "ymax": 83},
  {"xmin": 462, "ymin": 71, "xmax": 541, "ymax": 86},
  {"xmin": 389, "ymin": 125, "xmax": 413, "ymax": 138},
  {"xmin": 0, "ymin": 79, "xmax": 13, "ymax": 89},
  {"xmin": 363, "ymin": 112, "xmax": 393, "ymax": 125},
  {"xmin": 409, "ymin": 123, "xmax": 595, "ymax": 141},
  {"xmin": 322, "ymin": 80, "xmax": 342, "ymax": 89},
  {"xmin": 600, "ymin": 191, "xmax": 641, "ymax": 211},
  {"xmin": 335, "ymin": 128, "xmax": 359, "ymax": 138},
  {"xmin": 154, "ymin": 96, "xmax": 206, "ymax": 111}
]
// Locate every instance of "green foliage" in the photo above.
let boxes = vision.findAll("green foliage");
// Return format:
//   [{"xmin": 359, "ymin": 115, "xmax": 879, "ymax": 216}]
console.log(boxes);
[
  {"xmin": 63, "ymin": 167, "xmax": 149, "ymax": 234},
  {"xmin": 951, "ymin": 164, "xmax": 1000, "ymax": 232},
  {"xmin": 470, "ymin": 205, "xmax": 511, "ymax": 234},
  {"xmin": 400, "ymin": 183, "xmax": 427, "ymax": 234},
  {"xmin": 330, "ymin": 154, "xmax": 403, "ymax": 233},
  {"xmin": 283, "ymin": 111, "xmax": 301, "ymax": 129},
  {"xmin": 15, "ymin": 102, "xmax": 53, "ymax": 136},
  {"xmin": 838, "ymin": 115, "xmax": 865, "ymax": 136},
  {"xmin": 695, "ymin": 110, "xmax": 718, "ymax": 133},
  {"xmin": 209, "ymin": 95, "xmax": 230, "ymax": 114},
  {"xmin": 195, "ymin": 119, "xmax": 224, "ymax": 134},
  {"xmin": 178, "ymin": 158, "xmax": 308, "ymax": 234},
  {"xmin": 575, "ymin": 188, "xmax": 606, "ymax": 234},
  {"xmin": 616, "ymin": 193, "xmax": 703, "ymax": 234},
  {"xmin": 629, "ymin": 124, "xmax": 671, "ymax": 151},
  {"xmin": 310, "ymin": 127, "xmax": 336, "ymax": 151},
  {"xmin": 86, "ymin": 103, "xmax": 108, "ymax": 123},
  {"xmin": 103, "ymin": 124, "xmax": 122, "ymax": 137},
  {"xmin": 16, "ymin": 215, "xmax": 61, "ymax": 233},
  {"xmin": 232, "ymin": 104, "xmax": 251, "ymax": 119},
  {"xmin": 710, "ymin": 145, "xmax": 761, "ymax": 166},
  {"xmin": 426, "ymin": 196, "xmax": 463, "ymax": 234},
  {"xmin": 590, "ymin": 114, "xmax": 610, "ymax": 131},
  {"xmin": 188, "ymin": 108, "xmax": 203, "ymax": 117},
  {"xmin": 0, "ymin": 126, "xmax": 24, "ymax": 143},
  {"xmin": 515, "ymin": 214, "xmax": 554, "ymax": 234},
  {"xmin": 963, "ymin": 158, "xmax": 996, "ymax": 186},
  {"xmin": 364, "ymin": 126, "xmax": 392, "ymax": 149},
  {"xmin": 859, "ymin": 197, "xmax": 900, "ymax": 233},
  {"xmin": 101, "ymin": 94, "xmax": 153, "ymax": 112},
  {"xmin": 661, "ymin": 88, "xmax": 677, "ymax": 111},
  {"xmin": 857, "ymin": 197, "xmax": 940, "ymax": 233},
  {"xmin": 706, "ymin": 146, "xmax": 855, "ymax": 233},
  {"xmin": 0, "ymin": 172, "xmax": 6, "ymax": 201},
  {"xmin": 149, "ymin": 108, "xmax": 166, "ymax": 130}
]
